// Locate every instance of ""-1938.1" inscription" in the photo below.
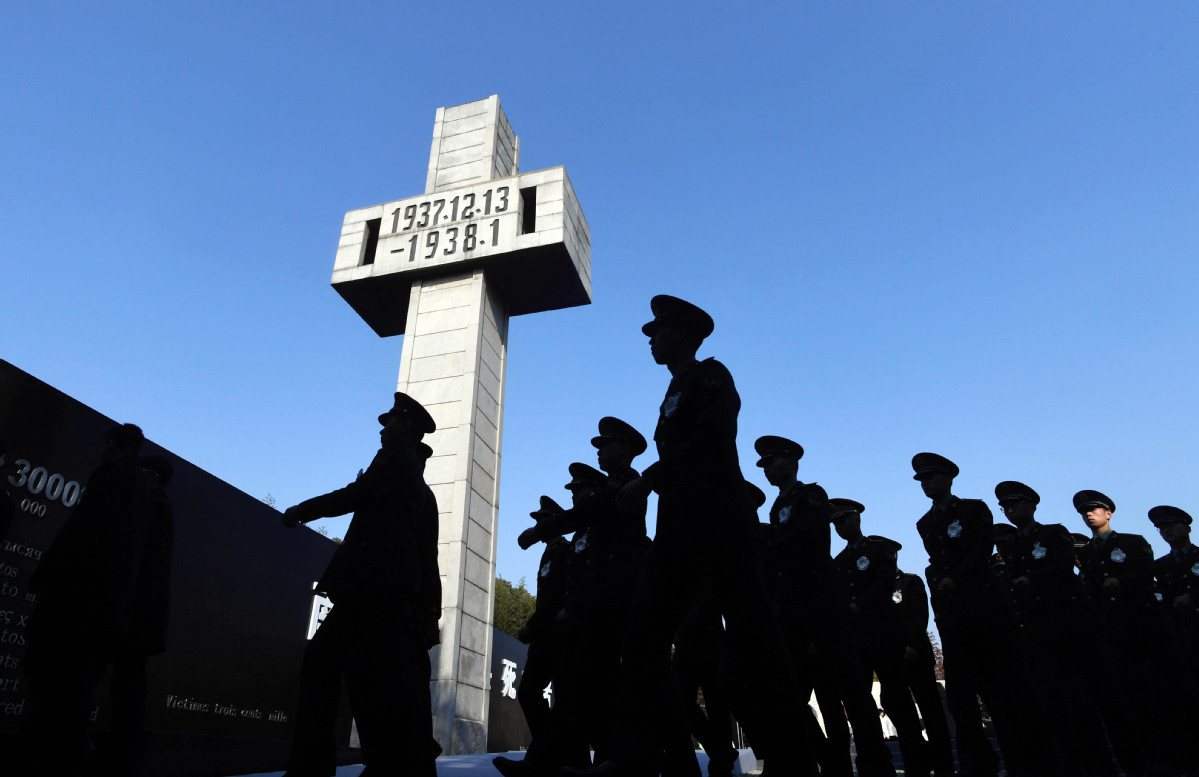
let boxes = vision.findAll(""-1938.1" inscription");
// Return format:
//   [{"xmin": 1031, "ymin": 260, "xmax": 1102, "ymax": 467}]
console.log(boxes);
[{"xmin": 389, "ymin": 218, "xmax": 504, "ymax": 263}]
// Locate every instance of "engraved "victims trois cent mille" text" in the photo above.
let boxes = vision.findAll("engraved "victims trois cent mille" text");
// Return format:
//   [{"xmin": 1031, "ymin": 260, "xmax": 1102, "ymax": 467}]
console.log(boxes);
[{"xmin": 165, "ymin": 695, "xmax": 288, "ymax": 723}]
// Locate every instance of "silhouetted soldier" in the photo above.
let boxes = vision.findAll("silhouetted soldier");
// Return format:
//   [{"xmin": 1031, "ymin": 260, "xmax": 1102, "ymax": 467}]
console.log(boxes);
[
  {"xmin": 1151, "ymin": 505, "xmax": 1199, "ymax": 673},
  {"xmin": 912, "ymin": 453, "xmax": 1048, "ymax": 777},
  {"xmin": 992, "ymin": 481, "xmax": 1114, "ymax": 777},
  {"xmin": 280, "ymin": 392, "xmax": 440, "ymax": 777},
  {"xmin": 499, "ymin": 463, "xmax": 622, "ymax": 777},
  {"xmin": 1075, "ymin": 490, "xmax": 1190, "ymax": 777},
  {"xmin": 570, "ymin": 295, "xmax": 815, "ymax": 777},
  {"xmin": 891, "ymin": 568, "xmax": 954, "ymax": 777},
  {"xmin": 831, "ymin": 498, "xmax": 930, "ymax": 777},
  {"xmin": 20, "ymin": 423, "xmax": 149, "ymax": 777},
  {"xmin": 756, "ymin": 436, "xmax": 894, "ymax": 777},
  {"xmin": 514, "ymin": 496, "xmax": 575, "ymax": 743}
]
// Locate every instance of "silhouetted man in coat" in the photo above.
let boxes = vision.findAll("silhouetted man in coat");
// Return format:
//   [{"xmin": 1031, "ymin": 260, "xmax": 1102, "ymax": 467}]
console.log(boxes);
[
  {"xmin": 20, "ymin": 423, "xmax": 149, "ymax": 777},
  {"xmin": 281, "ymin": 392, "xmax": 440, "ymax": 777}
]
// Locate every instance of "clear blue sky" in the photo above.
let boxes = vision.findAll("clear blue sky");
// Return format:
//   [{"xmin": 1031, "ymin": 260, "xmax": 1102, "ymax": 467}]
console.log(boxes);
[{"xmin": 4, "ymin": 2, "xmax": 1198, "ymax": 590}]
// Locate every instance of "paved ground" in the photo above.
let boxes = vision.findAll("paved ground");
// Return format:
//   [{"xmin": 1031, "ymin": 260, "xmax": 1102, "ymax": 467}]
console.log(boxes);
[{"xmin": 237, "ymin": 749, "xmax": 763, "ymax": 776}]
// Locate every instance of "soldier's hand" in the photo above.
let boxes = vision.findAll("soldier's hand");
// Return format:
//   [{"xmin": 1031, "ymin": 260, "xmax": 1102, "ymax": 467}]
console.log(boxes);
[
  {"xmin": 282, "ymin": 506, "xmax": 306, "ymax": 528},
  {"xmin": 518, "ymin": 527, "xmax": 541, "ymax": 550},
  {"xmin": 904, "ymin": 646, "xmax": 919, "ymax": 663},
  {"xmin": 1174, "ymin": 593, "xmax": 1195, "ymax": 612},
  {"xmin": 1011, "ymin": 576, "xmax": 1032, "ymax": 593},
  {"xmin": 1102, "ymin": 577, "xmax": 1122, "ymax": 595},
  {"xmin": 617, "ymin": 476, "xmax": 652, "ymax": 513}
]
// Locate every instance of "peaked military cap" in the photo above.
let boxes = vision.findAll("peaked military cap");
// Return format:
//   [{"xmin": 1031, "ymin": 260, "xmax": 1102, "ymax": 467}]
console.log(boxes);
[
  {"xmin": 530, "ymin": 495, "xmax": 564, "ymax": 520},
  {"xmin": 378, "ymin": 392, "xmax": 436, "ymax": 436},
  {"xmin": 1073, "ymin": 489, "xmax": 1115, "ymax": 514},
  {"xmin": 754, "ymin": 435, "xmax": 804, "ymax": 467},
  {"xmin": 912, "ymin": 452, "xmax": 959, "ymax": 481},
  {"xmin": 745, "ymin": 481, "xmax": 767, "ymax": 510},
  {"xmin": 1149, "ymin": 505, "xmax": 1192, "ymax": 527},
  {"xmin": 872, "ymin": 535, "xmax": 902, "ymax": 554},
  {"xmin": 641, "ymin": 295, "xmax": 715, "ymax": 339},
  {"xmin": 995, "ymin": 480, "xmax": 1040, "ymax": 506},
  {"xmin": 565, "ymin": 462, "xmax": 607, "ymax": 490},
  {"xmin": 829, "ymin": 498, "xmax": 865, "ymax": 522},
  {"xmin": 591, "ymin": 416, "xmax": 648, "ymax": 457}
]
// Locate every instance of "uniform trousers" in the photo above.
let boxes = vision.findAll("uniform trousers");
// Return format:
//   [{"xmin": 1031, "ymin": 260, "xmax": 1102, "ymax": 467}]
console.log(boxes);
[
  {"xmin": 853, "ymin": 614, "xmax": 931, "ymax": 777},
  {"xmin": 901, "ymin": 645, "xmax": 955, "ymax": 776},
  {"xmin": 611, "ymin": 542, "xmax": 818, "ymax": 777},
  {"xmin": 516, "ymin": 627, "xmax": 570, "ymax": 742},
  {"xmin": 935, "ymin": 594, "xmax": 1051, "ymax": 777},
  {"xmin": 287, "ymin": 597, "xmax": 434, "ymax": 777}
]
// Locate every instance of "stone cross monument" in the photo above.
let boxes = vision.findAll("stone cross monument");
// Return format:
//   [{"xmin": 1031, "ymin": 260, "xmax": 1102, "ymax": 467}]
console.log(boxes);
[{"xmin": 330, "ymin": 95, "xmax": 591, "ymax": 753}]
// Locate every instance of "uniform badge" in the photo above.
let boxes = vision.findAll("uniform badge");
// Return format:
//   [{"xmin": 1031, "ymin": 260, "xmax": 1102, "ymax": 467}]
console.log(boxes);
[
  {"xmin": 1031, "ymin": 542, "xmax": 1046, "ymax": 560},
  {"xmin": 946, "ymin": 520, "xmax": 962, "ymax": 539},
  {"xmin": 574, "ymin": 533, "xmax": 588, "ymax": 553},
  {"xmin": 778, "ymin": 506, "xmax": 792, "ymax": 525},
  {"xmin": 857, "ymin": 556, "xmax": 870, "ymax": 571},
  {"xmin": 892, "ymin": 590, "xmax": 903, "ymax": 603},
  {"xmin": 1110, "ymin": 548, "xmax": 1126, "ymax": 563},
  {"xmin": 661, "ymin": 393, "xmax": 681, "ymax": 418},
  {"xmin": 1190, "ymin": 562, "xmax": 1199, "ymax": 576},
  {"xmin": 539, "ymin": 562, "xmax": 551, "ymax": 578}
]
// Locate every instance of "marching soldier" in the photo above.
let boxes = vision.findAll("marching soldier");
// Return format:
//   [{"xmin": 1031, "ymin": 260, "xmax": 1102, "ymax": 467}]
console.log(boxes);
[
  {"xmin": 993, "ymin": 481, "xmax": 1114, "ymax": 777},
  {"xmin": 1076, "ymin": 490, "xmax": 1190, "ymax": 776},
  {"xmin": 891, "ymin": 567, "xmax": 955, "ymax": 777},
  {"xmin": 280, "ymin": 393, "xmax": 441, "ymax": 777},
  {"xmin": 513, "ymin": 496, "xmax": 577, "ymax": 744},
  {"xmin": 756, "ymin": 436, "xmax": 894, "ymax": 777},
  {"xmin": 570, "ymin": 295, "xmax": 815, "ymax": 777},
  {"xmin": 1150, "ymin": 505, "xmax": 1199, "ymax": 672},
  {"xmin": 913, "ymin": 453, "xmax": 1048, "ymax": 777},
  {"xmin": 831, "ymin": 498, "xmax": 930, "ymax": 777}
]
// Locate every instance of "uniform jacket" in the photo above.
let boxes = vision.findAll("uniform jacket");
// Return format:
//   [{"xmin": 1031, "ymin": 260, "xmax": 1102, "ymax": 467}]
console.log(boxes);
[
  {"xmin": 642, "ymin": 358, "xmax": 753, "ymax": 553},
  {"xmin": 893, "ymin": 571, "xmax": 938, "ymax": 666},
  {"xmin": 760, "ymin": 480, "xmax": 842, "ymax": 619},
  {"xmin": 125, "ymin": 473, "xmax": 174, "ymax": 654},
  {"xmin": 917, "ymin": 496, "xmax": 996, "ymax": 594},
  {"xmin": 521, "ymin": 535, "xmax": 576, "ymax": 642},
  {"xmin": 297, "ymin": 443, "xmax": 441, "ymax": 630},
  {"xmin": 995, "ymin": 521, "xmax": 1092, "ymax": 636},
  {"xmin": 834, "ymin": 535, "xmax": 901, "ymax": 615},
  {"xmin": 1154, "ymin": 544, "xmax": 1199, "ymax": 606},
  {"xmin": 535, "ymin": 468, "xmax": 649, "ymax": 611},
  {"xmin": 1077, "ymin": 531, "xmax": 1161, "ymax": 628}
]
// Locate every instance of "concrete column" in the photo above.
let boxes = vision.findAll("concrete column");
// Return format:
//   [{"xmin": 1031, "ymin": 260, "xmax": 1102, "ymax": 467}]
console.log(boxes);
[{"xmin": 396, "ymin": 268, "xmax": 507, "ymax": 752}]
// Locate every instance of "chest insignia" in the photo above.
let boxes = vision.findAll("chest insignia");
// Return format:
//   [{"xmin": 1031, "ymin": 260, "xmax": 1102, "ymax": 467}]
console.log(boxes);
[
  {"xmin": 892, "ymin": 590, "xmax": 903, "ymax": 603},
  {"xmin": 1190, "ymin": 563, "xmax": 1199, "ymax": 576},
  {"xmin": 1110, "ymin": 547, "xmax": 1126, "ymax": 563},
  {"xmin": 857, "ymin": 555, "xmax": 870, "ymax": 571},
  {"xmin": 574, "ymin": 533, "xmax": 589, "ymax": 554},
  {"xmin": 539, "ymin": 562, "xmax": 551, "ymax": 578},
  {"xmin": 778, "ymin": 505, "xmax": 792, "ymax": 525},
  {"xmin": 946, "ymin": 520, "xmax": 962, "ymax": 539},
  {"xmin": 661, "ymin": 392, "xmax": 681, "ymax": 418},
  {"xmin": 1032, "ymin": 542, "xmax": 1046, "ymax": 560}
]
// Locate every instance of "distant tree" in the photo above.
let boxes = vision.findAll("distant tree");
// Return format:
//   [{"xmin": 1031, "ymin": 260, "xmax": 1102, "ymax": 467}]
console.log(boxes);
[
  {"xmin": 928, "ymin": 630, "xmax": 945, "ymax": 680},
  {"xmin": 262, "ymin": 493, "xmax": 277, "ymax": 509},
  {"xmin": 493, "ymin": 576, "xmax": 536, "ymax": 638}
]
